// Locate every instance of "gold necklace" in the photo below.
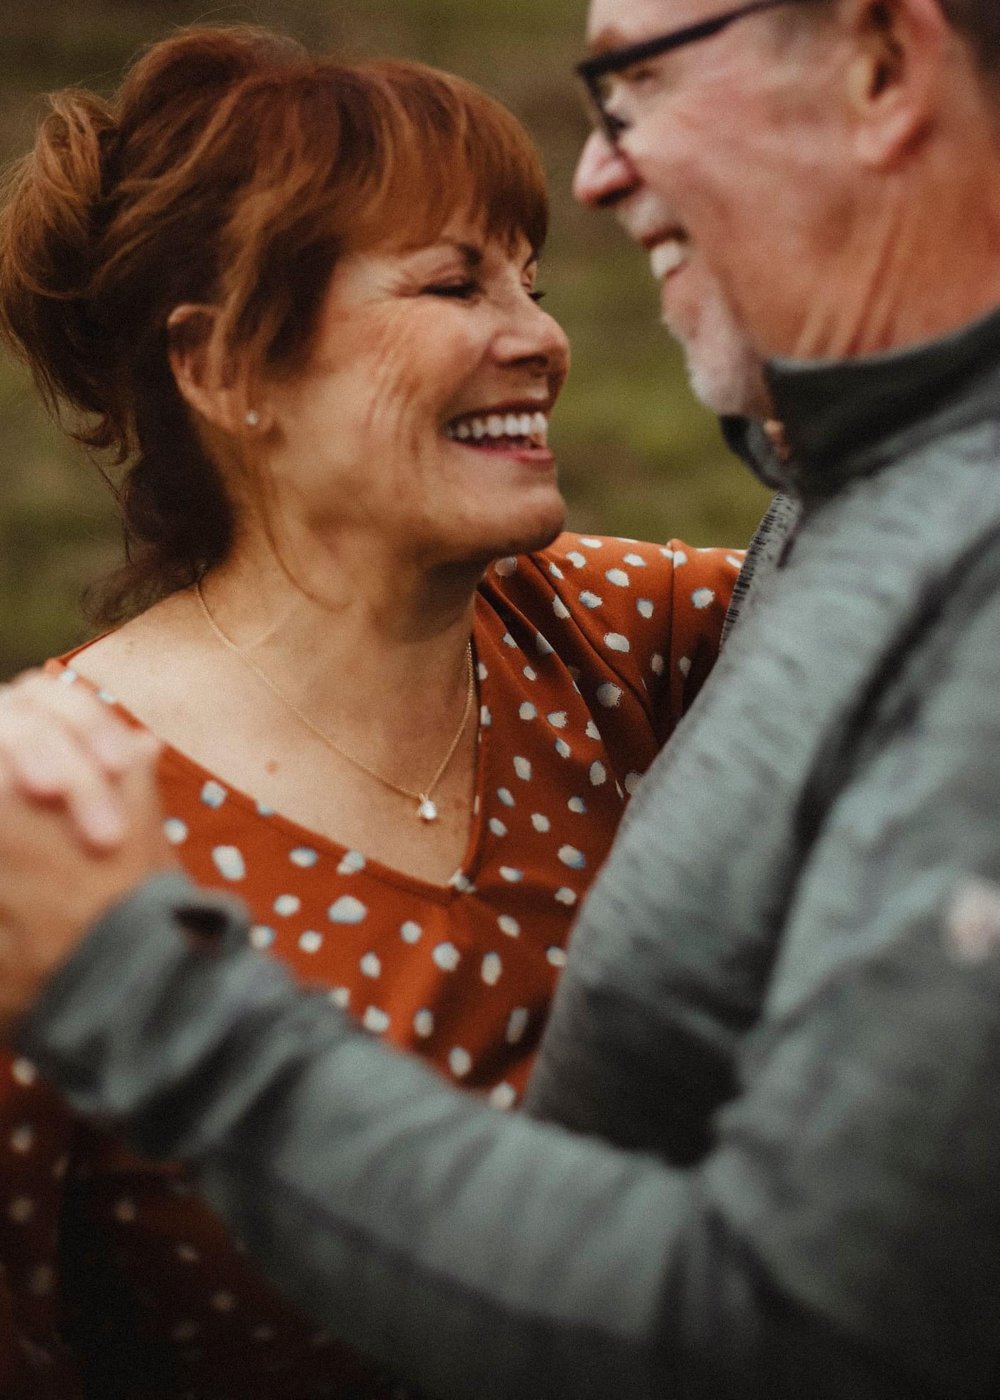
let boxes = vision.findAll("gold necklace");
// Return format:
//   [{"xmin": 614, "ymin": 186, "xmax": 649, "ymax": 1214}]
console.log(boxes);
[{"xmin": 194, "ymin": 581, "xmax": 475, "ymax": 824}]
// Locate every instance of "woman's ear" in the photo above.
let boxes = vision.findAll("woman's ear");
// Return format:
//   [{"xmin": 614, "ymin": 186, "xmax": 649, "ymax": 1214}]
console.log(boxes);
[{"xmin": 166, "ymin": 305, "xmax": 270, "ymax": 436}]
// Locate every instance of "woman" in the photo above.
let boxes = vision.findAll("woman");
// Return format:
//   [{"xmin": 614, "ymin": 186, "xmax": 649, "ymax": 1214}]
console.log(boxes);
[{"xmin": 0, "ymin": 25, "xmax": 739, "ymax": 1398}]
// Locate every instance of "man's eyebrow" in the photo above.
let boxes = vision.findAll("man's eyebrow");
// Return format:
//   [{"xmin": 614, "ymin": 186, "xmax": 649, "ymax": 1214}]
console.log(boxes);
[{"xmin": 585, "ymin": 23, "xmax": 631, "ymax": 54}]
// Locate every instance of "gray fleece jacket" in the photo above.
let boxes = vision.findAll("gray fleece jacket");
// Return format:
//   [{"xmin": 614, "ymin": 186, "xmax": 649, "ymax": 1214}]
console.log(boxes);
[{"xmin": 21, "ymin": 306, "xmax": 1000, "ymax": 1400}]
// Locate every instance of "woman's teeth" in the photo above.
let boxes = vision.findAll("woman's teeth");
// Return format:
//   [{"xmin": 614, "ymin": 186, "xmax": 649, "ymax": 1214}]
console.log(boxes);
[{"xmin": 446, "ymin": 411, "xmax": 549, "ymax": 446}]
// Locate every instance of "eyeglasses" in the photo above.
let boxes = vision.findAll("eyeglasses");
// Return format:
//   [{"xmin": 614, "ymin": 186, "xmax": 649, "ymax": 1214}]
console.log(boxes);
[{"xmin": 577, "ymin": 0, "xmax": 823, "ymax": 143}]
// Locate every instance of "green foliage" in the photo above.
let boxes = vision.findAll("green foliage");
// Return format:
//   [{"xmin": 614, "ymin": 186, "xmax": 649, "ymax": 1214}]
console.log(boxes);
[{"xmin": 0, "ymin": 0, "xmax": 770, "ymax": 678}]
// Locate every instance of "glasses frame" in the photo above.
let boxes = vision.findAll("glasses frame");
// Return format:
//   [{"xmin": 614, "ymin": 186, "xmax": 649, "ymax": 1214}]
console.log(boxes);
[{"xmin": 577, "ymin": 0, "xmax": 822, "ymax": 142}]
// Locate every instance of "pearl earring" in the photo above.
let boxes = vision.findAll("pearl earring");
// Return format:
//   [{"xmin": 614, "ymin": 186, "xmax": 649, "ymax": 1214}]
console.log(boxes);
[{"xmin": 245, "ymin": 409, "xmax": 260, "ymax": 428}]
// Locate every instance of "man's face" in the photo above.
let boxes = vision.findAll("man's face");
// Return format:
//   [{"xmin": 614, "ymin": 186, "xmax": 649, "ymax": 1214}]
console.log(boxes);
[{"xmin": 575, "ymin": 0, "xmax": 848, "ymax": 414}]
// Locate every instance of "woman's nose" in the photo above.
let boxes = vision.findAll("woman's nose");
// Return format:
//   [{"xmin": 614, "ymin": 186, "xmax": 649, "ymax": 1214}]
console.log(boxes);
[{"xmin": 494, "ymin": 301, "xmax": 570, "ymax": 391}]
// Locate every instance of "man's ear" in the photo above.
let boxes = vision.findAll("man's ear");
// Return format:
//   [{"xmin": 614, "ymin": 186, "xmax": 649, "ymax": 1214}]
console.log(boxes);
[
  {"xmin": 166, "ymin": 305, "xmax": 269, "ymax": 436},
  {"xmin": 842, "ymin": 0, "xmax": 950, "ymax": 166}
]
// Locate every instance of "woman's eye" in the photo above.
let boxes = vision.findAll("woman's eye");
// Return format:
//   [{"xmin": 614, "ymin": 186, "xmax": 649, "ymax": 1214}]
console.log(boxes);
[
  {"xmin": 528, "ymin": 289, "xmax": 546, "ymax": 304},
  {"xmin": 425, "ymin": 282, "xmax": 479, "ymax": 300}
]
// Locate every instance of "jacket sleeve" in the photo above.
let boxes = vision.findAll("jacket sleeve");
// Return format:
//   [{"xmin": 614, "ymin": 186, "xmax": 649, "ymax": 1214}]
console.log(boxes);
[{"xmin": 16, "ymin": 591, "xmax": 1000, "ymax": 1400}]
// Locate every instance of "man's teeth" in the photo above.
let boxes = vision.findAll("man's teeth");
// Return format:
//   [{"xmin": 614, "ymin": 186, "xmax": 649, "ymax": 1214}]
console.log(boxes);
[
  {"xmin": 446, "ymin": 411, "xmax": 549, "ymax": 445},
  {"xmin": 650, "ymin": 239, "xmax": 689, "ymax": 280}
]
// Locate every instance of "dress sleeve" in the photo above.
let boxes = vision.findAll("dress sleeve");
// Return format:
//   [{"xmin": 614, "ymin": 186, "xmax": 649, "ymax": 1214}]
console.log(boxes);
[{"xmin": 490, "ymin": 535, "xmax": 742, "ymax": 749}]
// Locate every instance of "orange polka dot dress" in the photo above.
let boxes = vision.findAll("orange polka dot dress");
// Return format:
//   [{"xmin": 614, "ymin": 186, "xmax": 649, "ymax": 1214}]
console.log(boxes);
[{"xmin": 1, "ymin": 534, "xmax": 740, "ymax": 1398}]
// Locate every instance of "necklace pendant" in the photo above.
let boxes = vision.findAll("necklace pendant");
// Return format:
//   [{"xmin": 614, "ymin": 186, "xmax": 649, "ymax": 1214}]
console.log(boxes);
[{"xmin": 417, "ymin": 795, "xmax": 439, "ymax": 823}]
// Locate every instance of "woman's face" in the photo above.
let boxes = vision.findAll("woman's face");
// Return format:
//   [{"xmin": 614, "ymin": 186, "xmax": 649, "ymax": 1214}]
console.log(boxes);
[{"xmin": 258, "ymin": 215, "xmax": 570, "ymax": 571}]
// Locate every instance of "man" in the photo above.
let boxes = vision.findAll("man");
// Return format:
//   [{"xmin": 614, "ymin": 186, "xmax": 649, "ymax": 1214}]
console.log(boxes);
[{"xmin": 2, "ymin": 0, "xmax": 1000, "ymax": 1395}]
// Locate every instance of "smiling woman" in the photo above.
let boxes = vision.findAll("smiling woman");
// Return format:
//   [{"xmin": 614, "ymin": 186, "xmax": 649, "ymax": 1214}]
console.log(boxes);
[{"xmin": 0, "ymin": 23, "xmax": 740, "ymax": 1398}]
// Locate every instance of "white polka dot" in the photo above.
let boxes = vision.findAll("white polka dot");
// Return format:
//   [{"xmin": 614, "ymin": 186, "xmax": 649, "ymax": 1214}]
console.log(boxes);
[
  {"xmin": 360, "ymin": 952, "xmax": 381, "ymax": 979},
  {"xmin": 637, "ymin": 598, "xmax": 655, "ymax": 618},
  {"xmin": 498, "ymin": 915, "xmax": 521, "ymax": 938},
  {"xmin": 433, "ymin": 943, "xmax": 461, "ymax": 972},
  {"xmin": 212, "ymin": 845, "xmax": 245, "ymax": 881},
  {"xmin": 552, "ymin": 597, "xmax": 570, "ymax": 620},
  {"xmin": 678, "ymin": 656, "xmax": 692, "ymax": 676},
  {"xmin": 290, "ymin": 847, "xmax": 319, "ymax": 868},
  {"xmin": 585, "ymin": 720, "xmax": 601, "ymax": 740},
  {"xmin": 559, "ymin": 845, "xmax": 587, "ymax": 869},
  {"xmin": 400, "ymin": 921, "xmax": 422, "ymax": 945},
  {"xmin": 489, "ymin": 818, "xmax": 508, "ymax": 837},
  {"xmin": 449, "ymin": 871, "xmax": 475, "ymax": 892},
  {"xmin": 273, "ymin": 894, "xmax": 300, "ymax": 917},
  {"xmin": 519, "ymin": 702, "xmax": 537, "ymax": 720},
  {"xmin": 256, "ymin": 800, "xmax": 275, "ymax": 816},
  {"xmin": 523, "ymin": 665, "xmax": 537, "ymax": 681},
  {"xmin": 590, "ymin": 762, "xmax": 607, "ymax": 786},
  {"xmin": 531, "ymin": 813, "xmax": 551, "ymax": 833},
  {"xmin": 362, "ymin": 1006, "xmax": 390, "ymax": 1034},
  {"xmin": 337, "ymin": 850, "xmax": 366, "ymax": 875},
  {"xmin": 692, "ymin": 587, "xmax": 716, "ymax": 609},
  {"xmin": 505, "ymin": 1008, "xmax": 530, "ymax": 1045},
  {"xmin": 604, "ymin": 632, "xmax": 630, "ymax": 653},
  {"xmin": 414, "ymin": 1009, "xmax": 435, "ymax": 1038},
  {"xmin": 249, "ymin": 925, "xmax": 275, "ymax": 949},
  {"xmin": 200, "ymin": 780, "xmax": 227, "ymax": 808},
  {"xmin": 566, "ymin": 551, "xmax": 587, "ymax": 568},
  {"xmin": 481, "ymin": 953, "xmax": 503, "ymax": 985},
  {"xmin": 502, "ymin": 631, "xmax": 518, "ymax": 648},
  {"xmin": 726, "ymin": 554, "xmax": 744, "ymax": 569},
  {"xmin": 211, "ymin": 1292, "xmax": 236, "ymax": 1313},
  {"xmin": 547, "ymin": 710, "xmax": 568, "ymax": 728},
  {"xmin": 114, "ymin": 1198, "xmax": 137, "ymax": 1223},
  {"xmin": 673, "ymin": 550, "xmax": 688, "ymax": 567},
  {"xmin": 172, "ymin": 1322, "xmax": 200, "ymax": 1343},
  {"xmin": 8, "ymin": 1198, "xmax": 34, "ymax": 1224},
  {"xmin": 579, "ymin": 590, "xmax": 602, "ymax": 609},
  {"xmin": 548, "ymin": 562, "xmax": 564, "ymax": 579},
  {"xmin": 568, "ymin": 796, "xmax": 587, "ymax": 814},
  {"xmin": 449, "ymin": 1048, "xmax": 472, "ymax": 1078},
  {"xmin": 547, "ymin": 947, "xmax": 568, "ymax": 968},
  {"xmin": 579, "ymin": 537, "xmax": 603, "ymax": 549},
  {"xmin": 9, "ymin": 1126, "xmax": 33, "ymax": 1155},
  {"xmin": 605, "ymin": 568, "xmax": 630, "ymax": 588},
  {"xmin": 536, "ymin": 632, "xmax": 555, "ymax": 657},
  {"xmin": 554, "ymin": 738, "xmax": 572, "ymax": 758},
  {"xmin": 28, "ymin": 1265, "xmax": 54, "ymax": 1298},
  {"xmin": 10, "ymin": 1059, "xmax": 36, "ymax": 1087},
  {"xmin": 651, "ymin": 653, "xmax": 665, "ymax": 676},
  {"xmin": 499, "ymin": 866, "xmax": 524, "ymax": 883},
  {"xmin": 624, "ymin": 771, "xmax": 643, "ymax": 795},
  {"xmin": 299, "ymin": 931, "xmax": 324, "ymax": 954},
  {"xmin": 480, "ymin": 704, "xmax": 492, "ymax": 727},
  {"xmin": 596, "ymin": 682, "xmax": 622, "ymax": 708},
  {"xmin": 176, "ymin": 1243, "xmax": 200, "ymax": 1263},
  {"xmin": 623, "ymin": 552, "xmax": 648, "ymax": 567},
  {"xmin": 477, "ymin": 662, "xmax": 489, "ymax": 681},
  {"xmin": 513, "ymin": 756, "xmax": 532, "ymax": 781},
  {"xmin": 497, "ymin": 787, "xmax": 515, "ymax": 807},
  {"xmin": 164, "ymin": 818, "xmax": 188, "ymax": 845},
  {"xmin": 489, "ymin": 1082, "xmax": 518, "ymax": 1110},
  {"xmin": 494, "ymin": 557, "xmax": 518, "ymax": 576},
  {"xmin": 328, "ymin": 896, "xmax": 367, "ymax": 924},
  {"xmin": 555, "ymin": 887, "xmax": 578, "ymax": 906},
  {"xmin": 253, "ymin": 1325, "xmax": 277, "ymax": 1343}
]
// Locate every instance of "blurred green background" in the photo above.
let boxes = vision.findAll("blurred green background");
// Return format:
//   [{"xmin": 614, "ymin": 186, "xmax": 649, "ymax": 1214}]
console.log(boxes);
[{"xmin": 0, "ymin": 0, "xmax": 770, "ymax": 678}]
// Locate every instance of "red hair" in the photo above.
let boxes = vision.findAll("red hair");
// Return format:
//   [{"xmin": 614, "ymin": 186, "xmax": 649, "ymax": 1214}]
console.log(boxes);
[{"xmin": 0, "ymin": 26, "xmax": 549, "ymax": 618}]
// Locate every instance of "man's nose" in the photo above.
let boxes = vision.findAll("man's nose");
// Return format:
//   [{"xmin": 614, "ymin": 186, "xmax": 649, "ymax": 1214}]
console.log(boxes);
[{"xmin": 573, "ymin": 129, "xmax": 638, "ymax": 209}]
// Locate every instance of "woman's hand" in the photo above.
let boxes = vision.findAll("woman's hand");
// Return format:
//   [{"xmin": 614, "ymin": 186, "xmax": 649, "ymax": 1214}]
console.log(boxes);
[{"xmin": 0, "ymin": 670, "xmax": 174, "ymax": 1035}]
